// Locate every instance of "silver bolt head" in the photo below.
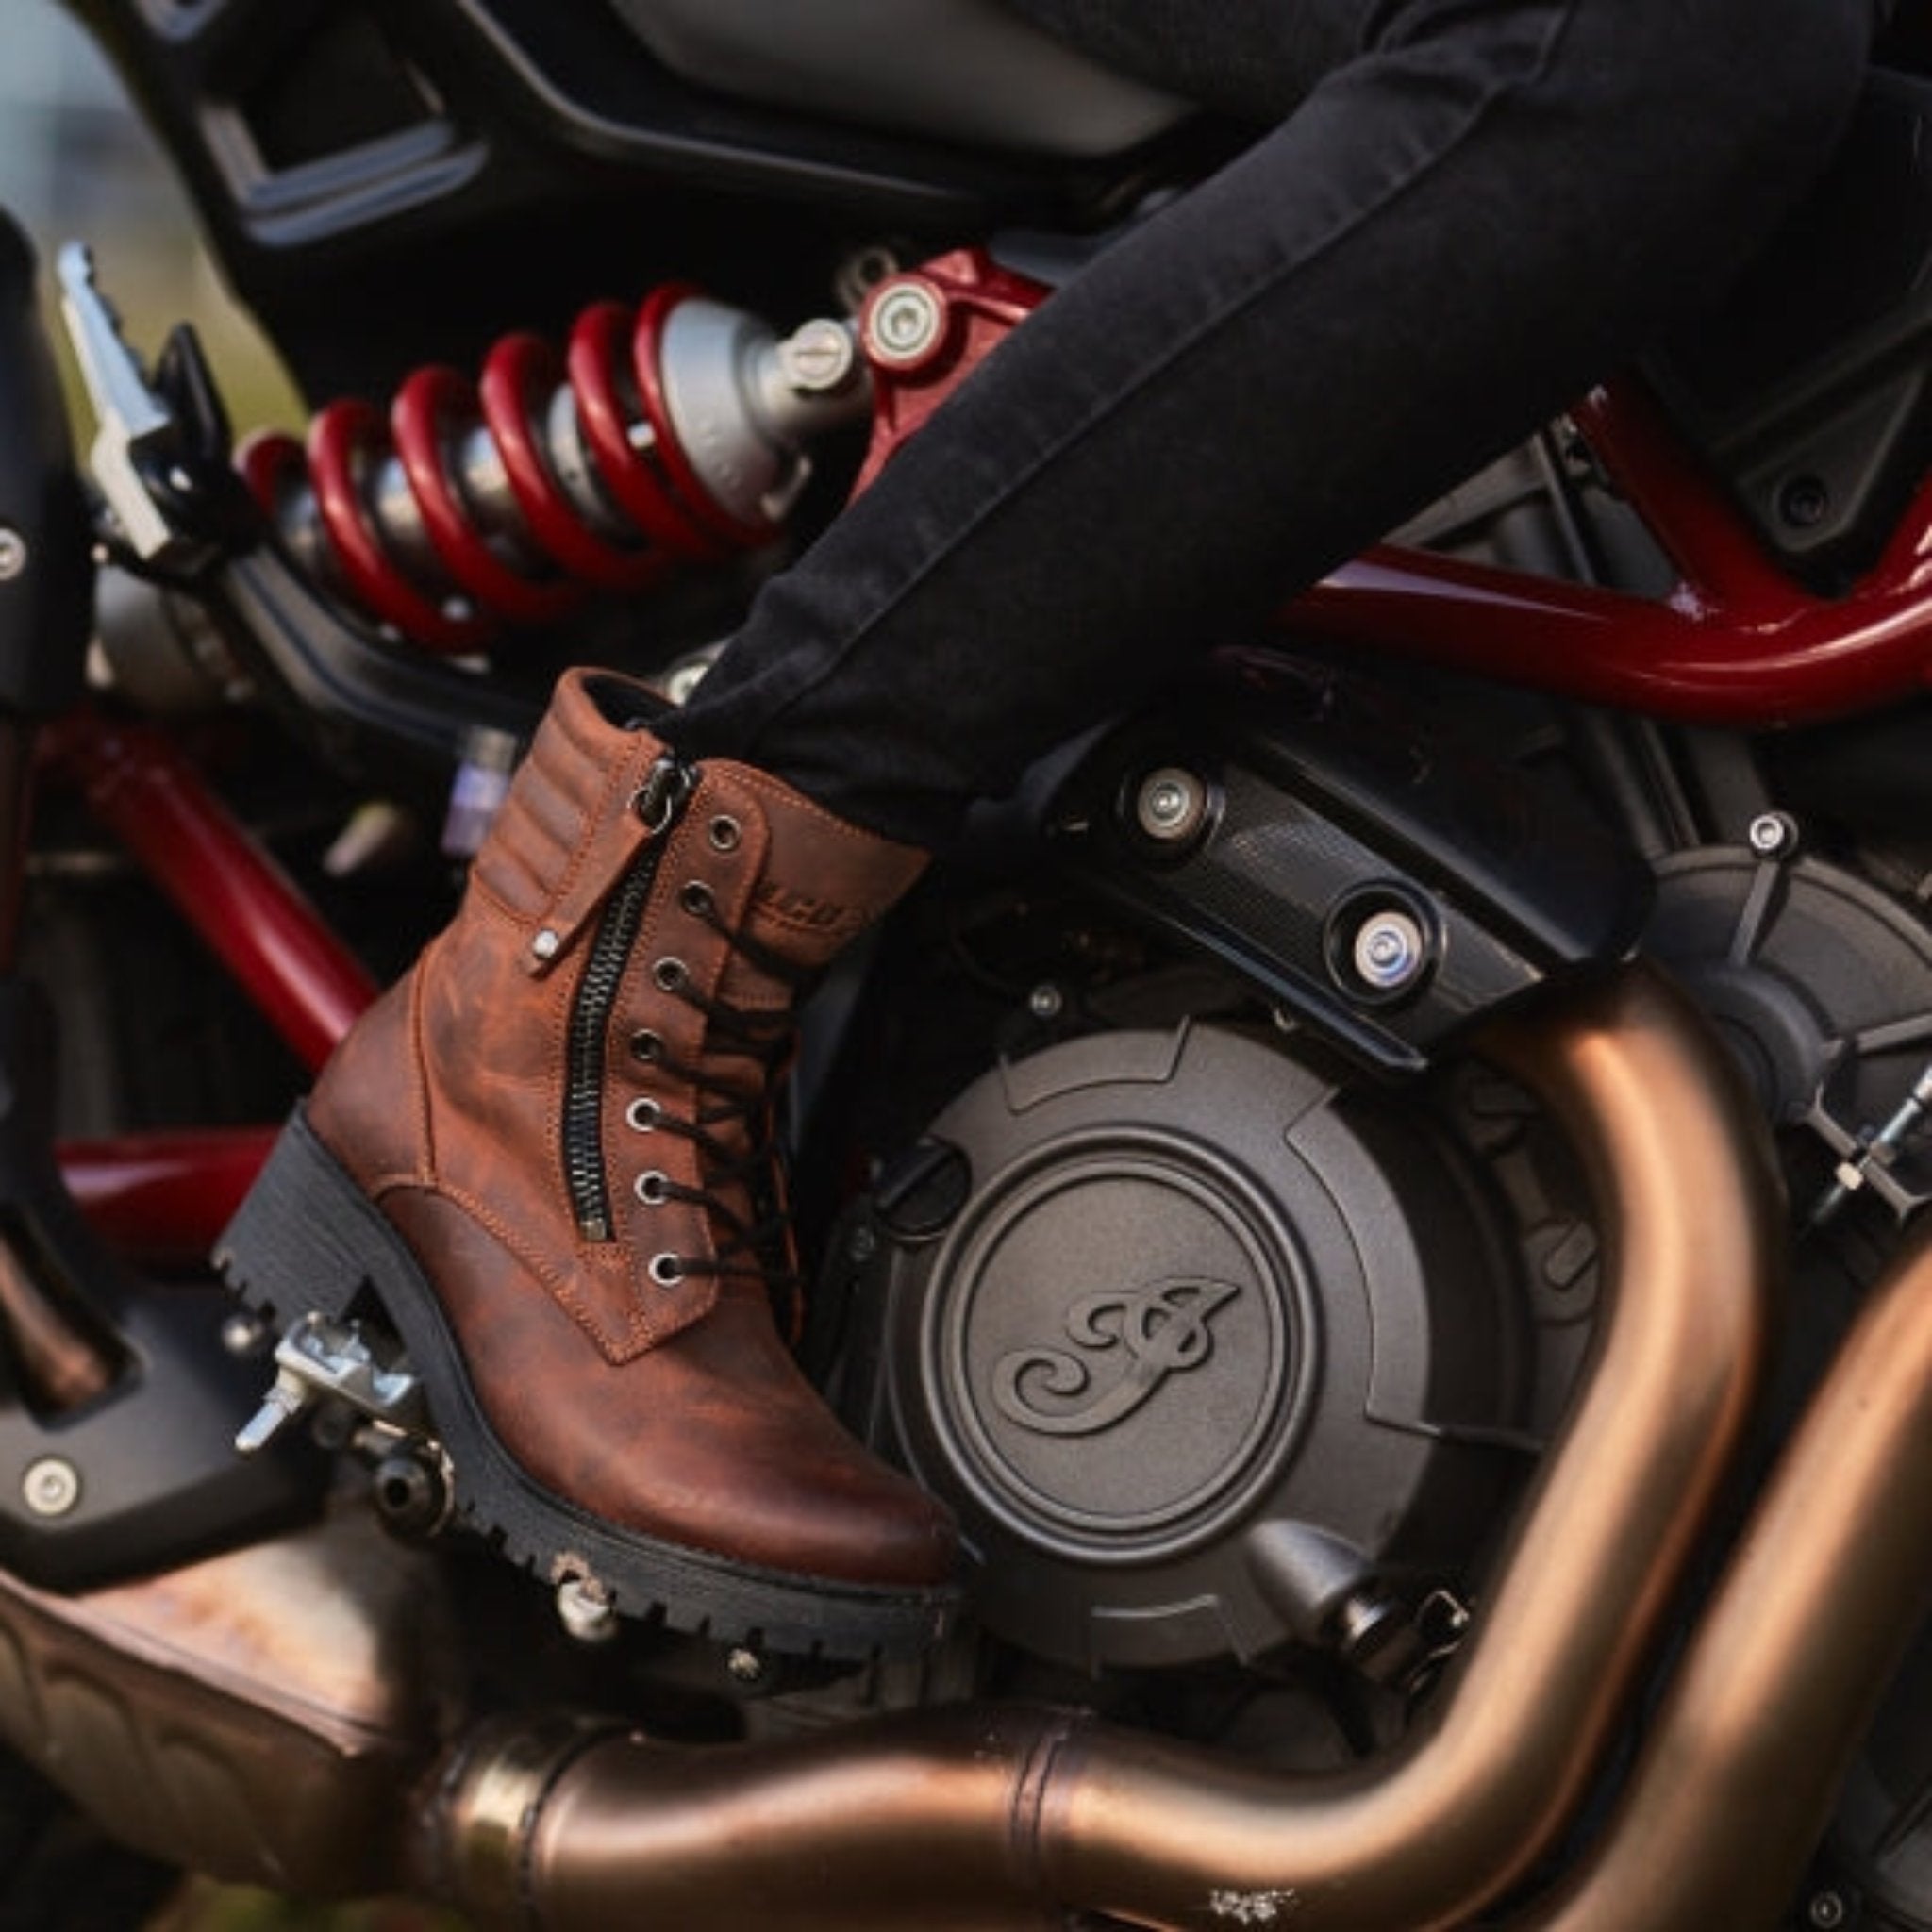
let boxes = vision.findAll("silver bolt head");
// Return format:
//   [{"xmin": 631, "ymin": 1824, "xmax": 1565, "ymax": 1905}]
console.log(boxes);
[
  {"xmin": 0, "ymin": 527, "xmax": 25, "ymax": 581},
  {"xmin": 1028, "ymin": 983, "xmax": 1065, "ymax": 1021},
  {"xmin": 22, "ymin": 1457, "xmax": 80, "ymax": 1518},
  {"xmin": 221, "ymin": 1311, "xmax": 271, "ymax": 1357},
  {"xmin": 1353, "ymin": 910, "xmax": 1427, "ymax": 991},
  {"xmin": 1807, "ymin": 1891, "xmax": 1847, "ymax": 1929},
  {"xmin": 531, "ymin": 927, "xmax": 562, "ymax": 962},
  {"xmin": 1748, "ymin": 811, "xmax": 1797, "ymax": 858},
  {"xmin": 556, "ymin": 1574, "xmax": 618, "ymax": 1644},
  {"xmin": 1135, "ymin": 766, "xmax": 1207, "ymax": 843},
  {"xmin": 725, "ymin": 1645, "xmax": 768, "ymax": 1685},
  {"xmin": 866, "ymin": 282, "xmax": 945, "ymax": 366}
]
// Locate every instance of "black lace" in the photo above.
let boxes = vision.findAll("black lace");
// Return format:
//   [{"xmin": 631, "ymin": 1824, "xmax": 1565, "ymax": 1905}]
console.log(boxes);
[{"xmin": 631, "ymin": 898, "xmax": 814, "ymax": 1296}]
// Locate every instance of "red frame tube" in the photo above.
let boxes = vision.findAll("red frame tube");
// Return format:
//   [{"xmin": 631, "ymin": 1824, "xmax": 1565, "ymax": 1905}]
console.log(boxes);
[
  {"xmin": 49, "ymin": 714, "xmax": 376, "ymax": 1076},
  {"xmin": 59, "ymin": 1127, "xmax": 276, "ymax": 1269},
  {"xmin": 43, "ymin": 716, "xmax": 375, "ymax": 1257},
  {"xmin": 1289, "ymin": 377, "xmax": 1932, "ymax": 722},
  {"xmin": 854, "ymin": 261, "xmax": 1932, "ymax": 722}
]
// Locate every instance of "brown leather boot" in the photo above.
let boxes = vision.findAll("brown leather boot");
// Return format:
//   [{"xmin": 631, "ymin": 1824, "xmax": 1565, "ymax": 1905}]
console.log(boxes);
[{"xmin": 217, "ymin": 669, "xmax": 957, "ymax": 1657}]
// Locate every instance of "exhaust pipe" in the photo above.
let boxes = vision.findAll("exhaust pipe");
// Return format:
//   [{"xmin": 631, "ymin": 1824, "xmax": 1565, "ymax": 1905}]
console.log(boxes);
[
  {"xmin": 423, "ymin": 967, "xmax": 1790, "ymax": 1930},
  {"xmin": 1516, "ymin": 1214, "xmax": 1932, "ymax": 1931}
]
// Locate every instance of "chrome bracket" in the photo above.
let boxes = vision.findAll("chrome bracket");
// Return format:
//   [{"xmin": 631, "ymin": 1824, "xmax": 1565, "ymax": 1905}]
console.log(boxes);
[
  {"xmin": 236, "ymin": 1311, "xmax": 430, "ymax": 1457},
  {"xmin": 1806, "ymin": 1056, "xmax": 1932, "ymax": 1229}
]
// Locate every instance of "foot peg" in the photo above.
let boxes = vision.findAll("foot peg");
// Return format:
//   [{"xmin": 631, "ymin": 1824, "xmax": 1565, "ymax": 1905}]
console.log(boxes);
[
  {"xmin": 238, "ymin": 1313, "xmax": 622, "ymax": 1646},
  {"xmin": 237, "ymin": 1309, "xmax": 430, "ymax": 1455}
]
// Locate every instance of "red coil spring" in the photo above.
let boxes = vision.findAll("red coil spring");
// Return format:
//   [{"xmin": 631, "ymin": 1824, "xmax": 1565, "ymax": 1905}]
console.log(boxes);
[{"xmin": 241, "ymin": 286, "xmax": 777, "ymax": 653}]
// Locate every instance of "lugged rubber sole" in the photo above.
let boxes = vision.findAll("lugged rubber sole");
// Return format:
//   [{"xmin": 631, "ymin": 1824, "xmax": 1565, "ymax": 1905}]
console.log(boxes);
[{"xmin": 214, "ymin": 1106, "xmax": 957, "ymax": 1662}]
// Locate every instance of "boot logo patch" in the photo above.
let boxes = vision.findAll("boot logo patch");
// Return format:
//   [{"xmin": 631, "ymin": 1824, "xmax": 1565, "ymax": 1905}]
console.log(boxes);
[
  {"xmin": 752, "ymin": 879, "xmax": 866, "ymax": 935},
  {"xmin": 991, "ymin": 1278, "xmax": 1241, "ymax": 1437}
]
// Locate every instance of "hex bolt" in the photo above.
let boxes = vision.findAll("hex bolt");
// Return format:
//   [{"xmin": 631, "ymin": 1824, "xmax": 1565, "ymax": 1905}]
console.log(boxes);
[
  {"xmin": 221, "ymin": 1311, "xmax": 271, "ymax": 1357},
  {"xmin": 1807, "ymin": 1890, "xmax": 1848, "ymax": 1929},
  {"xmin": 1779, "ymin": 475, "xmax": 1830, "ymax": 530},
  {"xmin": 1028, "ymin": 983, "xmax": 1065, "ymax": 1021},
  {"xmin": 371, "ymin": 1450, "xmax": 451, "ymax": 1539},
  {"xmin": 0, "ymin": 526, "xmax": 25, "ymax": 582},
  {"xmin": 1135, "ymin": 767, "xmax": 1208, "ymax": 843},
  {"xmin": 865, "ymin": 281, "xmax": 945, "ymax": 367},
  {"xmin": 1748, "ymin": 811, "xmax": 1799, "ymax": 859},
  {"xmin": 1352, "ymin": 908, "xmax": 1428, "ymax": 993},
  {"xmin": 22, "ymin": 1457, "xmax": 80, "ymax": 1518},
  {"xmin": 556, "ymin": 1573, "xmax": 619, "ymax": 1644}
]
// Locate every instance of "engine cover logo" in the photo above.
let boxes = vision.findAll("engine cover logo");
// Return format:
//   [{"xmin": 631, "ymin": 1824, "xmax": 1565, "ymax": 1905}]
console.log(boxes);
[{"xmin": 992, "ymin": 1278, "xmax": 1241, "ymax": 1437}]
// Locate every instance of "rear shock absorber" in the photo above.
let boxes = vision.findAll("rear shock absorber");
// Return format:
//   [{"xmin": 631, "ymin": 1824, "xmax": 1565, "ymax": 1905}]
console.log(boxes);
[{"xmin": 241, "ymin": 290, "xmax": 872, "ymax": 653}]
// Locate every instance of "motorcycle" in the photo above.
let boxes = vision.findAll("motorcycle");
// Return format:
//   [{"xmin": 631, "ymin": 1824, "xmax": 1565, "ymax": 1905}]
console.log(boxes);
[{"xmin": 1, "ymin": 1, "xmax": 1931, "ymax": 1925}]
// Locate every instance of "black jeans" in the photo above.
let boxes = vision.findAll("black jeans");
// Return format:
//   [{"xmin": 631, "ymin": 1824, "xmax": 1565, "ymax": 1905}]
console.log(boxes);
[{"xmin": 664, "ymin": 0, "xmax": 1879, "ymax": 847}]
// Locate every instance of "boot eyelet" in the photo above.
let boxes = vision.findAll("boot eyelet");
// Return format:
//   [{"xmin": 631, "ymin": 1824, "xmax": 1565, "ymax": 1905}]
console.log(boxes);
[
  {"xmin": 708, "ymin": 815, "xmax": 741, "ymax": 853},
  {"xmin": 653, "ymin": 958, "xmax": 688, "ymax": 991},
  {"xmin": 634, "ymin": 1171, "xmax": 670, "ymax": 1207},
  {"xmin": 625, "ymin": 1097, "xmax": 662, "ymax": 1132},
  {"xmin": 679, "ymin": 880, "xmax": 715, "ymax": 918},
  {"xmin": 629, "ymin": 1028, "xmax": 663, "ymax": 1063},
  {"xmin": 649, "ymin": 1253, "xmax": 686, "ymax": 1287}
]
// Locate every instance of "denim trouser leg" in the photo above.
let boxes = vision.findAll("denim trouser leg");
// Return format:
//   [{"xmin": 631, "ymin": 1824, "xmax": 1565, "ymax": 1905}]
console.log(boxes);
[{"xmin": 662, "ymin": 0, "xmax": 1876, "ymax": 847}]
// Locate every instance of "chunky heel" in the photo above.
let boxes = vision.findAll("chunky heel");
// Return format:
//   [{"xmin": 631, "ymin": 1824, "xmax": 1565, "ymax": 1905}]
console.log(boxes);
[{"xmin": 214, "ymin": 1106, "xmax": 403, "ymax": 1329}]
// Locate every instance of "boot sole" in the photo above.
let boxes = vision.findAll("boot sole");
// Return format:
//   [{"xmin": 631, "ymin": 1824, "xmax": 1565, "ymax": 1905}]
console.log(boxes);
[{"xmin": 214, "ymin": 1107, "xmax": 957, "ymax": 1662}]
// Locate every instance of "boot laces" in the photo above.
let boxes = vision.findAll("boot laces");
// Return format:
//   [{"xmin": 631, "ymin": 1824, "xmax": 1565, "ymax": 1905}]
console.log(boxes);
[{"xmin": 629, "ymin": 891, "xmax": 811, "ymax": 1296}]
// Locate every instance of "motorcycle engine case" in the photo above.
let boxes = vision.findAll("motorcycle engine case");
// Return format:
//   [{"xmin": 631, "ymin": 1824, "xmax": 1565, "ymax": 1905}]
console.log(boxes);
[{"xmin": 850, "ymin": 1022, "xmax": 1553, "ymax": 1674}]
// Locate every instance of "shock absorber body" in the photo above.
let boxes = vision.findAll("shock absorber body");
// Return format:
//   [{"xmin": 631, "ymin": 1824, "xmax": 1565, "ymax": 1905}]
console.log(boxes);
[{"xmin": 242, "ymin": 291, "xmax": 872, "ymax": 652}]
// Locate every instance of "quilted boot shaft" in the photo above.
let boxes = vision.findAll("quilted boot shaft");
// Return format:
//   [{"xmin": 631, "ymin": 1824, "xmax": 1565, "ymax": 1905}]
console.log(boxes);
[{"xmin": 291, "ymin": 667, "xmax": 954, "ymax": 1637}]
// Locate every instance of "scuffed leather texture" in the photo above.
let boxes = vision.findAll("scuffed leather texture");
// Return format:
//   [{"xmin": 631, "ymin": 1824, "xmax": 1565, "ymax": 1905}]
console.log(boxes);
[
  {"xmin": 388, "ymin": 1190, "xmax": 953, "ymax": 1584},
  {"xmin": 308, "ymin": 668, "xmax": 951, "ymax": 1589}
]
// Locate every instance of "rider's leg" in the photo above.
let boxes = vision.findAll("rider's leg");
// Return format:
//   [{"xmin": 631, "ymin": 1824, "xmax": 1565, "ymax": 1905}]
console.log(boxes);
[{"xmin": 665, "ymin": 0, "xmax": 1877, "ymax": 847}]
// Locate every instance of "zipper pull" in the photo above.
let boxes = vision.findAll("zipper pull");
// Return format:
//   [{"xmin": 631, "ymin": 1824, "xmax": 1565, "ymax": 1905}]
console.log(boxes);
[
  {"xmin": 632, "ymin": 754, "xmax": 694, "ymax": 836},
  {"xmin": 523, "ymin": 753, "xmax": 697, "ymax": 977}
]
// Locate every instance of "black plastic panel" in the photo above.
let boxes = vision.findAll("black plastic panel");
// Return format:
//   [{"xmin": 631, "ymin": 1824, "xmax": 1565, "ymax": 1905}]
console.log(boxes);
[
  {"xmin": 1048, "ymin": 665, "xmax": 1651, "ymax": 1075},
  {"xmin": 603, "ymin": 0, "xmax": 1186, "ymax": 157},
  {"xmin": 1648, "ymin": 68, "xmax": 1932, "ymax": 584},
  {"xmin": 0, "ymin": 216, "xmax": 92, "ymax": 720}
]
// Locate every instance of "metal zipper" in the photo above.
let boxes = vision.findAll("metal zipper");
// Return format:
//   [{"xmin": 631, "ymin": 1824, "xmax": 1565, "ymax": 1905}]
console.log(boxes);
[{"xmin": 562, "ymin": 759, "xmax": 691, "ymax": 1241}]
